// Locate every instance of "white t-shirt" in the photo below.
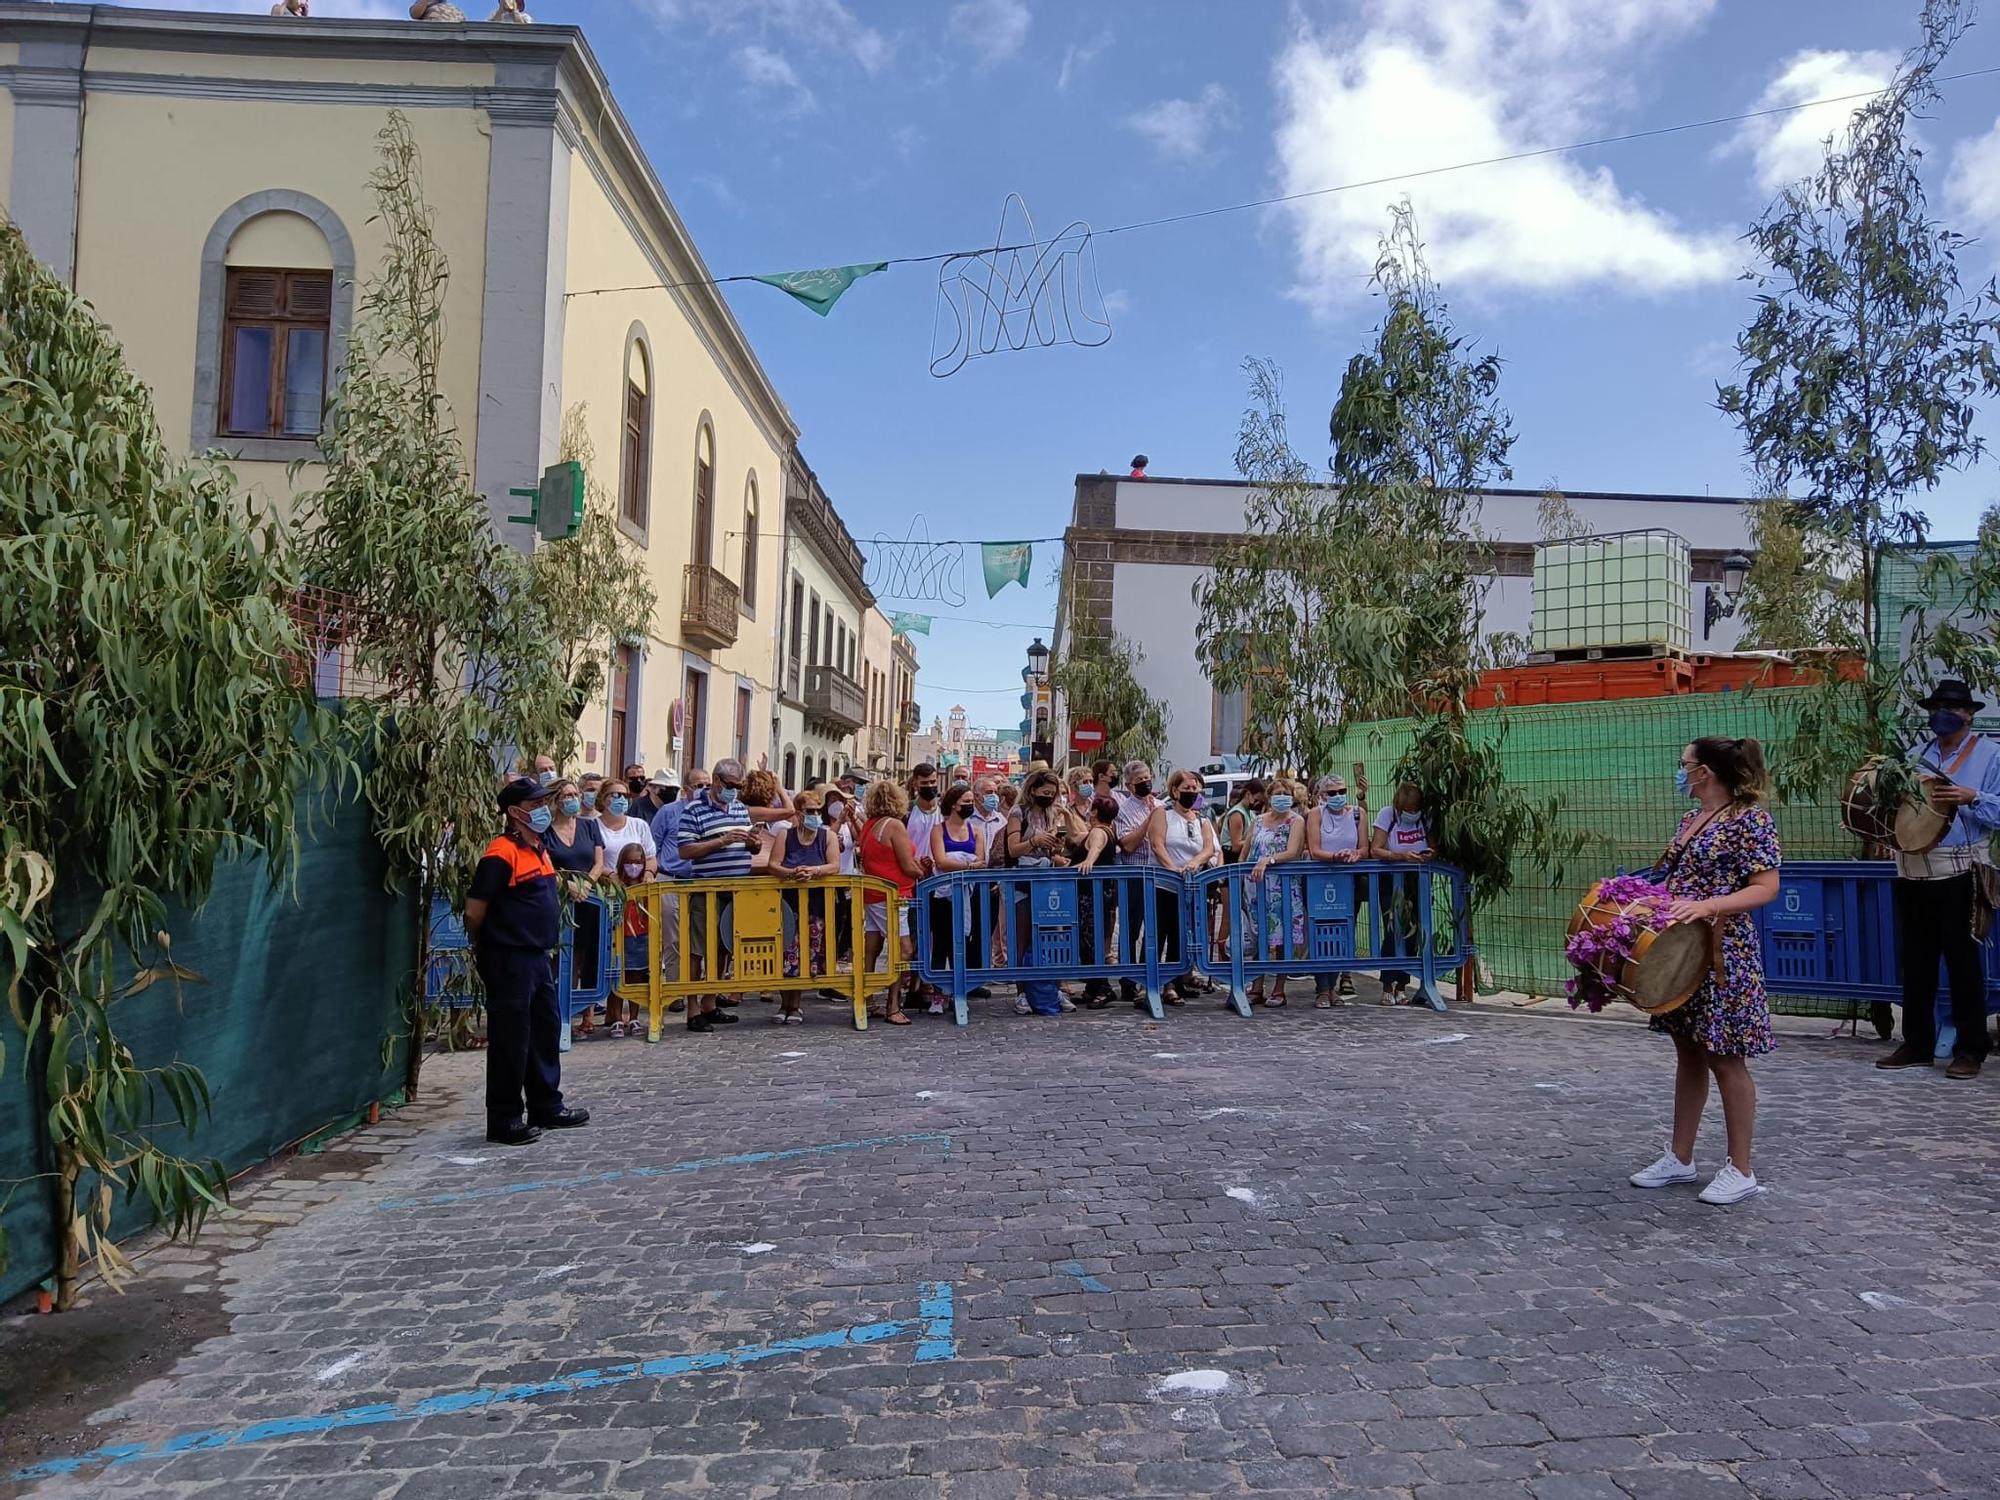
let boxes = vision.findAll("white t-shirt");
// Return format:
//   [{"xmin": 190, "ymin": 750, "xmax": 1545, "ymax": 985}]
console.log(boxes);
[
  {"xmin": 1373, "ymin": 806, "xmax": 1429, "ymax": 857},
  {"xmin": 906, "ymin": 804, "xmax": 944, "ymax": 864},
  {"xmin": 595, "ymin": 815, "xmax": 657, "ymax": 866}
]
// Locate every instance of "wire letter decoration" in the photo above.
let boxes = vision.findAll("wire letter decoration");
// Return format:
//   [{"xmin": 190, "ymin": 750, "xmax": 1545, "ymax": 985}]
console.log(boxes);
[
  {"xmin": 864, "ymin": 517, "xmax": 969, "ymax": 607},
  {"xmin": 929, "ymin": 194, "xmax": 1112, "ymax": 379}
]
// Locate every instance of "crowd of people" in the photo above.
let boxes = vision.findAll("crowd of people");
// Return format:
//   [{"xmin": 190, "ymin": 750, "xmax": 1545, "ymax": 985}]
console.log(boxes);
[{"xmin": 514, "ymin": 753, "xmax": 1456, "ymax": 1032}]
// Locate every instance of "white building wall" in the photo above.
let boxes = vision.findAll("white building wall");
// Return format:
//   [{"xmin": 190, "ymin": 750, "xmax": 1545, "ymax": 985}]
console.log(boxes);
[{"xmin": 1106, "ymin": 513, "xmax": 1754, "ymax": 775}]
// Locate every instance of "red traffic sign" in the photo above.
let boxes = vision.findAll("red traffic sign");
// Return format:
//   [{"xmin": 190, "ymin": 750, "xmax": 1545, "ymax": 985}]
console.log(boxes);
[{"xmin": 1070, "ymin": 718, "xmax": 1108, "ymax": 752}]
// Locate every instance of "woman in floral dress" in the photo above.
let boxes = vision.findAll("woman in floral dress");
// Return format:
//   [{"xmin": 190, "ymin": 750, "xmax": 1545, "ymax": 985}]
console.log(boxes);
[{"xmin": 1628, "ymin": 736, "xmax": 1781, "ymax": 1207}]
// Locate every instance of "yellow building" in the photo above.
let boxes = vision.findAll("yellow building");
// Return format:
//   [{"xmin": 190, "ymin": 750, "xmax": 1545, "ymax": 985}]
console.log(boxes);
[{"xmin": 0, "ymin": 3, "xmax": 870, "ymax": 779}]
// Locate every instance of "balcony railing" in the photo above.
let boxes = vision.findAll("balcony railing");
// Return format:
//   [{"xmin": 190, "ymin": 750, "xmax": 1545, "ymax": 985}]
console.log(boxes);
[
  {"xmin": 803, "ymin": 664, "xmax": 865, "ymax": 732},
  {"xmin": 681, "ymin": 564, "xmax": 740, "ymax": 649}
]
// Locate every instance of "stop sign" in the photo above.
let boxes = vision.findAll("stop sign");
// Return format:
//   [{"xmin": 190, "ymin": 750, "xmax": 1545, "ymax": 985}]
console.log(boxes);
[{"xmin": 1070, "ymin": 718, "xmax": 1108, "ymax": 753}]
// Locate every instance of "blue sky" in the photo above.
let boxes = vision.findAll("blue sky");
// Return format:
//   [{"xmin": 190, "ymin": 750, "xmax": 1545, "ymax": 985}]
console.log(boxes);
[{"xmin": 132, "ymin": 0, "xmax": 2000, "ymax": 735}]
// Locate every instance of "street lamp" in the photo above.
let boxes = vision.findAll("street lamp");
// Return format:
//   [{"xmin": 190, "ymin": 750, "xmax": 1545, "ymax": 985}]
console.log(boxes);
[
  {"xmin": 1026, "ymin": 636, "xmax": 1050, "ymax": 686},
  {"xmin": 1703, "ymin": 550, "xmax": 1753, "ymax": 636}
]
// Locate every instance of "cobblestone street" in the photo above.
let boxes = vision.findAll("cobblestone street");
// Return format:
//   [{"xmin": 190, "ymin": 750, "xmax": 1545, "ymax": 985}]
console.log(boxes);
[{"xmin": 10, "ymin": 998, "xmax": 2000, "ymax": 1499}]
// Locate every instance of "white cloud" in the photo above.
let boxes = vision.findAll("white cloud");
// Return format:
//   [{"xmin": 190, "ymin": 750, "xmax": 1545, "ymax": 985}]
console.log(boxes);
[
  {"xmin": 1727, "ymin": 49, "xmax": 1898, "ymax": 195},
  {"xmin": 646, "ymin": 0, "xmax": 890, "ymax": 76},
  {"xmin": 1057, "ymin": 27, "xmax": 1112, "ymax": 93},
  {"xmin": 1948, "ymin": 116, "xmax": 2000, "ymax": 242},
  {"xmin": 1126, "ymin": 83, "xmax": 1237, "ymax": 163},
  {"xmin": 890, "ymin": 124, "xmax": 925, "ymax": 161},
  {"xmin": 1271, "ymin": 1, "xmax": 1736, "ymax": 315},
  {"xmin": 734, "ymin": 43, "xmax": 816, "ymax": 112},
  {"xmin": 950, "ymin": 0, "xmax": 1031, "ymax": 67}
]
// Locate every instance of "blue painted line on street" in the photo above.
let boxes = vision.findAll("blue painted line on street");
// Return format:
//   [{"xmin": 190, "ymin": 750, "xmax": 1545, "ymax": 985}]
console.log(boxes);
[
  {"xmin": 375, "ymin": 1132, "xmax": 952, "ymax": 1210},
  {"xmin": 10, "ymin": 1282, "xmax": 956, "ymax": 1483},
  {"xmin": 1057, "ymin": 1260, "xmax": 1109, "ymax": 1293},
  {"xmin": 916, "ymin": 1280, "xmax": 957, "ymax": 1362}
]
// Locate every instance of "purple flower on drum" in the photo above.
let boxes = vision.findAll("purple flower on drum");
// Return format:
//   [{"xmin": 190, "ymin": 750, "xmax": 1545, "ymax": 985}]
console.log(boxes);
[{"xmin": 1564, "ymin": 875, "xmax": 1674, "ymax": 1013}]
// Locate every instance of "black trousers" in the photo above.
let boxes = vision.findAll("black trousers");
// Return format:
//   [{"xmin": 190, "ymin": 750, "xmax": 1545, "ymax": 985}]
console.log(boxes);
[
  {"xmin": 1118, "ymin": 877, "xmax": 1148, "ymax": 994},
  {"xmin": 1895, "ymin": 873, "xmax": 1989, "ymax": 1060},
  {"xmin": 477, "ymin": 946, "xmax": 565, "ymax": 1129}
]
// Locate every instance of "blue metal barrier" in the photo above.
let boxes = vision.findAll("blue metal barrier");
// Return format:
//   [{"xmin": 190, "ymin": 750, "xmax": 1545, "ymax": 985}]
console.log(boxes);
[
  {"xmin": 1193, "ymin": 859, "xmax": 1473, "ymax": 1013},
  {"xmin": 424, "ymin": 891, "xmax": 614, "ymax": 1053},
  {"xmin": 1757, "ymin": 859, "xmax": 1999, "ymax": 1053},
  {"xmin": 912, "ymin": 866, "xmax": 1202, "ymax": 1023}
]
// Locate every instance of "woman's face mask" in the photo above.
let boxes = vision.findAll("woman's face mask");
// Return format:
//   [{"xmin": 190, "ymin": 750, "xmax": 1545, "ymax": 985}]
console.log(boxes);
[
  {"xmin": 1324, "ymin": 790, "xmax": 1348, "ymax": 809},
  {"xmin": 802, "ymin": 814, "xmax": 824, "ymax": 833},
  {"xmin": 1176, "ymin": 789, "xmax": 1201, "ymax": 809},
  {"xmin": 559, "ymin": 796, "xmax": 581, "ymax": 817},
  {"xmin": 1269, "ymin": 794, "xmax": 1294, "ymax": 813},
  {"xmin": 608, "ymin": 795, "xmax": 629, "ymax": 817},
  {"xmin": 621, "ymin": 862, "xmax": 644, "ymax": 880}
]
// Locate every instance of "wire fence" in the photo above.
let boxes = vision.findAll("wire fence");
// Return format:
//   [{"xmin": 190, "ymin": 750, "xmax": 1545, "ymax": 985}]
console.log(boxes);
[{"xmin": 1321, "ymin": 688, "xmax": 1858, "ymax": 1010}]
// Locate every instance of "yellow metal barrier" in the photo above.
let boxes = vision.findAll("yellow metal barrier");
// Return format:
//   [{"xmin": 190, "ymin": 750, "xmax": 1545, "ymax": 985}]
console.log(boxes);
[{"xmin": 618, "ymin": 876, "xmax": 905, "ymax": 1040}]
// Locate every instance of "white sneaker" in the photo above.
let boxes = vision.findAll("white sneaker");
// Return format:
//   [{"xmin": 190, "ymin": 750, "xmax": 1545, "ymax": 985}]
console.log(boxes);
[
  {"xmin": 1628, "ymin": 1149, "xmax": 1698, "ymax": 1189},
  {"xmin": 1697, "ymin": 1163, "xmax": 1761, "ymax": 1206},
  {"xmin": 1013, "ymin": 997, "xmax": 1032, "ymax": 1015},
  {"xmin": 1060, "ymin": 996, "xmax": 1076, "ymax": 1012}
]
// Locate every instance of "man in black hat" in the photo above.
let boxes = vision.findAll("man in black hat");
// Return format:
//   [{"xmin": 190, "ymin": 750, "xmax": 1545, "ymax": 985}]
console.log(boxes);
[
  {"xmin": 464, "ymin": 778, "xmax": 590, "ymax": 1143},
  {"xmin": 1877, "ymin": 680, "xmax": 2000, "ymax": 1080}
]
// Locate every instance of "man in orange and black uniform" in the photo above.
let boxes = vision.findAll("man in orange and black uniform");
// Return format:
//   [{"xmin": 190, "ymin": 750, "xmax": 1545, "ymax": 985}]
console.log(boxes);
[{"xmin": 465, "ymin": 778, "xmax": 590, "ymax": 1145}]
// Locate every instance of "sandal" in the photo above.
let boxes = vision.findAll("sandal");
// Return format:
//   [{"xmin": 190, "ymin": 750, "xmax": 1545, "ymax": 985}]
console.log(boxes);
[
  {"xmin": 782, "ymin": 1011, "xmax": 805, "ymax": 1026},
  {"xmin": 1247, "ymin": 982, "xmax": 1266, "ymax": 1005},
  {"xmin": 1264, "ymin": 991, "xmax": 1287, "ymax": 1008},
  {"xmin": 885, "ymin": 1010, "xmax": 912, "ymax": 1026},
  {"xmin": 608, "ymin": 1021, "xmax": 627, "ymax": 1038},
  {"xmin": 1314, "ymin": 995, "xmax": 1333, "ymax": 1009}
]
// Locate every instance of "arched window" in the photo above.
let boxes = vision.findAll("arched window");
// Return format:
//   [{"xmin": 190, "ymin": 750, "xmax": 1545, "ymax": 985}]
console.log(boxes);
[
  {"xmin": 783, "ymin": 747, "xmax": 798, "ymax": 790},
  {"xmin": 741, "ymin": 472, "xmax": 759, "ymax": 613},
  {"xmin": 621, "ymin": 334, "xmax": 652, "ymax": 532},
  {"xmin": 691, "ymin": 417, "xmax": 716, "ymax": 567},
  {"xmin": 194, "ymin": 190, "xmax": 355, "ymax": 460}
]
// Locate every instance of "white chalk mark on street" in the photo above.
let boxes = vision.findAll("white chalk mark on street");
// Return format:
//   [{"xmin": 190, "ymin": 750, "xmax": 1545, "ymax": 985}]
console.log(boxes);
[
  {"xmin": 315, "ymin": 1353, "xmax": 366, "ymax": 1382},
  {"xmin": 1155, "ymin": 1369, "xmax": 1235, "ymax": 1397},
  {"xmin": 740, "ymin": 1242, "xmax": 777, "ymax": 1255}
]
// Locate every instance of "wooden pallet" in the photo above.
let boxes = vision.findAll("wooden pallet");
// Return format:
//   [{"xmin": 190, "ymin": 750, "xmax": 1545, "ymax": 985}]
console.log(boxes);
[{"xmin": 1524, "ymin": 642, "xmax": 1690, "ymax": 665}]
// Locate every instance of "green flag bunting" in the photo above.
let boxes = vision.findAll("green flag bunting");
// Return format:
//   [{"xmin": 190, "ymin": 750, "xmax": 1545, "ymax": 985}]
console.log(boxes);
[
  {"xmin": 981, "ymin": 541, "xmax": 1033, "ymax": 597},
  {"xmin": 889, "ymin": 612, "xmax": 932, "ymax": 636},
  {"xmin": 750, "ymin": 262, "xmax": 889, "ymax": 316}
]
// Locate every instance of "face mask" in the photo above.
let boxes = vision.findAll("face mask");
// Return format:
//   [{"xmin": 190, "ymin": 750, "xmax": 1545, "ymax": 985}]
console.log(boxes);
[
  {"xmin": 1133, "ymin": 781, "xmax": 1154, "ymax": 799},
  {"xmin": 718, "ymin": 787, "xmax": 740, "ymax": 807},
  {"xmin": 621, "ymin": 862, "xmax": 643, "ymax": 880},
  {"xmin": 1176, "ymin": 789, "xmax": 1201, "ymax": 809},
  {"xmin": 608, "ymin": 795, "xmax": 629, "ymax": 817},
  {"xmin": 1931, "ymin": 710, "xmax": 1968, "ymax": 737},
  {"xmin": 918, "ymin": 786, "xmax": 937, "ymax": 802},
  {"xmin": 525, "ymin": 805, "xmax": 553, "ymax": 834},
  {"xmin": 981, "ymin": 793, "xmax": 1000, "ymax": 813},
  {"xmin": 536, "ymin": 769, "xmax": 554, "ymax": 787},
  {"xmin": 1270, "ymin": 795, "xmax": 1294, "ymax": 813},
  {"xmin": 581, "ymin": 791, "xmax": 597, "ymax": 810},
  {"xmin": 803, "ymin": 815, "xmax": 823, "ymax": 833},
  {"xmin": 1033, "ymin": 793, "xmax": 1057, "ymax": 807},
  {"xmin": 1675, "ymin": 767, "xmax": 1693, "ymax": 798},
  {"xmin": 1325, "ymin": 793, "xmax": 1348, "ymax": 810},
  {"xmin": 559, "ymin": 797, "xmax": 580, "ymax": 817},
  {"xmin": 827, "ymin": 804, "xmax": 845, "ymax": 821}
]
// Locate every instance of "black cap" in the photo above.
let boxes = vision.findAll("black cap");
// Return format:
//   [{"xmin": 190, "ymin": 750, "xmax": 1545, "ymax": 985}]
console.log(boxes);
[
  {"xmin": 1921, "ymin": 679, "xmax": 1987, "ymax": 714},
  {"xmin": 497, "ymin": 777, "xmax": 552, "ymax": 810}
]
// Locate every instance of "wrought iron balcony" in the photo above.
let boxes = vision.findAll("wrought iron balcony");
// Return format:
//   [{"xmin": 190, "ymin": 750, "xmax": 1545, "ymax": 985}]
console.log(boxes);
[
  {"xmin": 681, "ymin": 564, "xmax": 740, "ymax": 650},
  {"xmin": 803, "ymin": 664, "xmax": 865, "ymax": 733}
]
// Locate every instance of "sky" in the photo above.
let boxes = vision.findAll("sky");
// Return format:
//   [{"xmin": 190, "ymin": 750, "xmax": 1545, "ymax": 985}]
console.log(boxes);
[{"xmin": 118, "ymin": 0, "xmax": 2000, "ymax": 736}]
